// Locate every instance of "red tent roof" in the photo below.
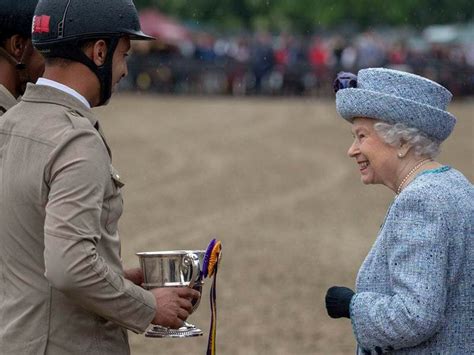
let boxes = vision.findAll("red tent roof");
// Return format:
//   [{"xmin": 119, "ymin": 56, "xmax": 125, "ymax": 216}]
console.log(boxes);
[{"xmin": 139, "ymin": 9, "xmax": 190, "ymax": 44}]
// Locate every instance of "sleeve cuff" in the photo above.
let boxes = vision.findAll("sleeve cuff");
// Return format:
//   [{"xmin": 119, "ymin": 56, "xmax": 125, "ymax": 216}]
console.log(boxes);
[{"xmin": 128, "ymin": 288, "xmax": 156, "ymax": 334}]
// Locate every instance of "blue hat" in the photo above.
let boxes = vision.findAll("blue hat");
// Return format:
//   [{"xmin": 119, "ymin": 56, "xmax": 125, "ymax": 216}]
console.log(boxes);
[{"xmin": 335, "ymin": 68, "xmax": 456, "ymax": 142}]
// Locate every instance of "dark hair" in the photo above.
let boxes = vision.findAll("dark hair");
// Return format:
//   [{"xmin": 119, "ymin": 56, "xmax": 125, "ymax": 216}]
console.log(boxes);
[{"xmin": 0, "ymin": 1, "xmax": 38, "ymax": 41}]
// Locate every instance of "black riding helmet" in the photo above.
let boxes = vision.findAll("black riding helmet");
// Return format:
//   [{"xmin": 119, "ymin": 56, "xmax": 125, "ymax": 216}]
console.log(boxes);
[{"xmin": 32, "ymin": 0, "xmax": 154, "ymax": 106}]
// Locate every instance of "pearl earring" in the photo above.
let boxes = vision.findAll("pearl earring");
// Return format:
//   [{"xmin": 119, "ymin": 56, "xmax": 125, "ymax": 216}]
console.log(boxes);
[{"xmin": 398, "ymin": 152, "xmax": 403, "ymax": 158}]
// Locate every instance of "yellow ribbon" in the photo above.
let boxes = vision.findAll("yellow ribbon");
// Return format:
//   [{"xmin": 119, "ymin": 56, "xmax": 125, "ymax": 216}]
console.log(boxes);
[{"xmin": 206, "ymin": 240, "xmax": 222, "ymax": 355}]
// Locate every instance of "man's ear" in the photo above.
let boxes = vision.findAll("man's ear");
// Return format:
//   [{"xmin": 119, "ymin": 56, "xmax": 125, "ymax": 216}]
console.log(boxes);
[
  {"xmin": 9, "ymin": 34, "xmax": 28, "ymax": 60},
  {"xmin": 88, "ymin": 39, "xmax": 108, "ymax": 66}
]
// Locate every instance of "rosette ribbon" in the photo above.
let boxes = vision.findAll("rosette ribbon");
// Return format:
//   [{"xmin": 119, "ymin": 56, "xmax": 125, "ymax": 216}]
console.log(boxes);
[{"xmin": 202, "ymin": 238, "xmax": 222, "ymax": 355}]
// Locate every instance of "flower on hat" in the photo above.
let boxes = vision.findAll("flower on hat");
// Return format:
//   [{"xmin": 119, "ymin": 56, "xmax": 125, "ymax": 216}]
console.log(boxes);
[{"xmin": 333, "ymin": 72, "xmax": 357, "ymax": 93}]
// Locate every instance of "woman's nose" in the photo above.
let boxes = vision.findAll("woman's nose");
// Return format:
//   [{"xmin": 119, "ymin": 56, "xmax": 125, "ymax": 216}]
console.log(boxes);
[{"xmin": 347, "ymin": 139, "xmax": 359, "ymax": 157}]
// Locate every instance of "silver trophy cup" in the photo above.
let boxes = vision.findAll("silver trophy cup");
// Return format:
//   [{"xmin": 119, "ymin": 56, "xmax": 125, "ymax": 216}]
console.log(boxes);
[{"xmin": 136, "ymin": 250, "xmax": 206, "ymax": 338}]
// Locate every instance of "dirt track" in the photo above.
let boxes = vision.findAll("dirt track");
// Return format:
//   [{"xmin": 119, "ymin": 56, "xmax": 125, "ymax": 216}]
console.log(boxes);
[{"xmin": 96, "ymin": 95, "xmax": 473, "ymax": 355}]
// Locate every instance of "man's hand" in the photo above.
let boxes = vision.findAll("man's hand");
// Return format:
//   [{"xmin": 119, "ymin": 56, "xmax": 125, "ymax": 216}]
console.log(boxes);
[
  {"xmin": 123, "ymin": 267, "xmax": 144, "ymax": 286},
  {"xmin": 150, "ymin": 287, "xmax": 201, "ymax": 329}
]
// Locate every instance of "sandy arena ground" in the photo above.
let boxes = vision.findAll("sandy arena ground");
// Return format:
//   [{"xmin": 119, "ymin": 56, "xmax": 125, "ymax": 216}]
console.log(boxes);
[{"xmin": 95, "ymin": 95, "xmax": 473, "ymax": 355}]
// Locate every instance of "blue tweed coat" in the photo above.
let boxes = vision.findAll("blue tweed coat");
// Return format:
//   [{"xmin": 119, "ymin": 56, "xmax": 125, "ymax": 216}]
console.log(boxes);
[{"xmin": 350, "ymin": 167, "xmax": 473, "ymax": 354}]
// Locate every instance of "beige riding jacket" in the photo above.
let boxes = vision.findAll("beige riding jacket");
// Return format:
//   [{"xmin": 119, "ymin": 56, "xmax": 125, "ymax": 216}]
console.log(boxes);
[
  {"xmin": 0, "ymin": 83, "xmax": 156, "ymax": 354},
  {"xmin": 0, "ymin": 84, "xmax": 17, "ymax": 116}
]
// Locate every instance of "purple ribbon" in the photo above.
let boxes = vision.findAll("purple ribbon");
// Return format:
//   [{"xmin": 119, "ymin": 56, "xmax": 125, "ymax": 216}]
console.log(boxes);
[{"xmin": 333, "ymin": 72, "xmax": 357, "ymax": 93}]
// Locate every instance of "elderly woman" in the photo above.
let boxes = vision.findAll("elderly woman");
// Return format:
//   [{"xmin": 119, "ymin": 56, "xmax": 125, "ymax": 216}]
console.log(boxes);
[{"xmin": 325, "ymin": 68, "xmax": 473, "ymax": 354}]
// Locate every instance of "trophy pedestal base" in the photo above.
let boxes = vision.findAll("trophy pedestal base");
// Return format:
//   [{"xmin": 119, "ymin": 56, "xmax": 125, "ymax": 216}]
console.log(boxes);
[{"xmin": 145, "ymin": 323, "xmax": 203, "ymax": 338}]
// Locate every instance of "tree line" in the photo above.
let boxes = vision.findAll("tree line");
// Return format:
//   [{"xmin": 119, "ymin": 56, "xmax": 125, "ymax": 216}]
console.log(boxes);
[{"xmin": 134, "ymin": 0, "xmax": 474, "ymax": 32}]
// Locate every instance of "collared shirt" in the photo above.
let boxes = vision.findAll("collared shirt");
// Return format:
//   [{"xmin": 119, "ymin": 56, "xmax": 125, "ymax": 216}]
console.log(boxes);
[
  {"xmin": 0, "ymin": 83, "xmax": 156, "ymax": 355},
  {"xmin": 36, "ymin": 77, "xmax": 91, "ymax": 109},
  {"xmin": 0, "ymin": 84, "xmax": 17, "ymax": 116}
]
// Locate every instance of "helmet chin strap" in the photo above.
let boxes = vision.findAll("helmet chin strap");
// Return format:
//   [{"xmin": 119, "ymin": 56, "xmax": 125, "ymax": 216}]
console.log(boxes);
[
  {"xmin": 0, "ymin": 46, "xmax": 19, "ymax": 66},
  {"xmin": 41, "ymin": 37, "xmax": 119, "ymax": 106},
  {"xmin": 17, "ymin": 41, "xmax": 35, "ymax": 94},
  {"xmin": 95, "ymin": 37, "xmax": 119, "ymax": 106},
  {"xmin": 0, "ymin": 45, "xmax": 31, "ymax": 95}
]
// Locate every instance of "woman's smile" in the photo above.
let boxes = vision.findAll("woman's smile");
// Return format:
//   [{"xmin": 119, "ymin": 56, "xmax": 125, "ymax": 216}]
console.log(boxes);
[{"xmin": 357, "ymin": 160, "xmax": 370, "ymax": 172}]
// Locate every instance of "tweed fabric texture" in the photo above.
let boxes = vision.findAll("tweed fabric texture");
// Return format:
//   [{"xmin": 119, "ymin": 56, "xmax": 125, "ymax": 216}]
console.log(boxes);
[
  {"xmin": 350, "ymin": 168, "xmax": 473, "ymax": 354},
  {"xmin": 336, "ymin": 68, "xmax": 456, "ymax": 141}
]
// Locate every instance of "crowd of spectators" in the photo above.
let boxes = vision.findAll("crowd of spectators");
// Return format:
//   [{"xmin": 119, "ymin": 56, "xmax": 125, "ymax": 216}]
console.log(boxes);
[{"xmin": 122, "ymin": 26, "xmax": 474, "ymax": 97}]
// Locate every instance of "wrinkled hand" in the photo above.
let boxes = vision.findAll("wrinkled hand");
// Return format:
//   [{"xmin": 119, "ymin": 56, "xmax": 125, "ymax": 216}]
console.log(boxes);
[
  {"xmin": 123, "ymin": 267, "xmax": 144, "ymax": 286},
  {"xmin": 325, "ymin": 286, "xmax": 355, "ymax": 319},
  {"xmin": 150, "ymin": 287, "xmax": 201, "ymax": 329}
]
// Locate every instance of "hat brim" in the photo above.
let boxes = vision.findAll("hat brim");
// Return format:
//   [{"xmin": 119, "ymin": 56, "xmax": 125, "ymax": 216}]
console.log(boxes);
[
  {"xmin": 124, "ymin": 29, "xmax": 155, "ymax": 41},
  {"xmin": 336, "ymin": 88, "xmax": 456, "ymax": 141}
]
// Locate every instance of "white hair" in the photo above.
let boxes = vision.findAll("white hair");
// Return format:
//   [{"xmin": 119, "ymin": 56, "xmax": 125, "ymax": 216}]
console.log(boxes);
[{"xmin": 374, "ymin": 122, "xmax": 441, "ymax": 158}]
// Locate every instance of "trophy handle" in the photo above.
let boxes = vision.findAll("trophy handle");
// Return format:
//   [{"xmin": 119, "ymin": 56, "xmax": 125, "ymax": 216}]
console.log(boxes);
[{"xmin": 182, "ymin": 253, "xmax": 200, "ymax": 289}]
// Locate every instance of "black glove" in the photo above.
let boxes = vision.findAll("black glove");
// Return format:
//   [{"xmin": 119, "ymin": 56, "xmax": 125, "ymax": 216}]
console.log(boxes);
[{"xmin": 325, "ymin": 286, "xmax": 355, "ymax": 319}]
